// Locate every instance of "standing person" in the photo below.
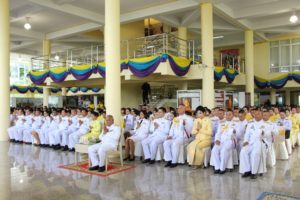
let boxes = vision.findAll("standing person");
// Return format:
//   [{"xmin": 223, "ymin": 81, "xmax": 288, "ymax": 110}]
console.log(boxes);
[
  {"xmin": 141, "ymin": 82, "xmax": 151, "ymax": 105},
  {"xmin": 187, "ymin": 106, "xmax": 212, "ymax": 169}
]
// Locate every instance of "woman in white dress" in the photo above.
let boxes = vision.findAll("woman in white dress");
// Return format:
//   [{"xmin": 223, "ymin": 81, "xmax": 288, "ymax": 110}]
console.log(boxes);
[{"xmin": 124, "ymin": 110, "xmax": 150, "ymax": 161}]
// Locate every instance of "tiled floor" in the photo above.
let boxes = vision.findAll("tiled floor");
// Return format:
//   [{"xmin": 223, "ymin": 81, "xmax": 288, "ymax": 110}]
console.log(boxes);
[{"xmin": 1, "ymin": 142, "xmax": 300, "ymax": 200}]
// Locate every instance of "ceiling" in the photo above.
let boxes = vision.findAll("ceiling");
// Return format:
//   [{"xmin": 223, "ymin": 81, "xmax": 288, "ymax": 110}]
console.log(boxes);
[{"xmin": 9, "ymin": 0, "xmax": 300, "ymax": 56}]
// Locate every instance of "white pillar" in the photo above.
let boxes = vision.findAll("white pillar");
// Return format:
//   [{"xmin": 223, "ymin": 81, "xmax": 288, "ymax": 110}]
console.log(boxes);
[
  {"xmin": 93, "ymin": 95, "xmax": 98, "ymax": 111},
  {"xmin": 0, "ymin": 0, "xmax": 10, "ymax": 141},
  {"xmin": 43, "ymin": 88, "xmax": 50, "ymax": 107},
  {"xmin": 178, "ymin": 27, "xmax": 187, "ymax": 57},
  {"xmin": 201, "ymin": 3, "xmax": 215, "ymax": 109},
  {"xmin": 285, "ymin": 89, "xmax": 291, "ymax": 106},
  {"xmin": 270, "ymin": 90, "xmax": 276, "ymax": 105},
  {"xmin": 43, "ymin": 39, "xmax": 51, "ymax": 69},
  {"xmin": 245, "ymin": 30, "xmax": 255, "ymax": 106},
  {"xmin": 105, "ymin": 0, "xmax": 121, "ymax": 125},
  {"xmin": 61, "ymin": 87, "xmax": 67, "ymax": 96},
  {"xmin": 0, "ymin": 142, "xmax": 11, "ymax": 199}
]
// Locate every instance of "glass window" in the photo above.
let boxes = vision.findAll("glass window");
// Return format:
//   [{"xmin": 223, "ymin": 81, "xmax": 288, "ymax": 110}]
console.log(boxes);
[
  {"xmin": 270, "ymin": 47, "xmax": 279, "ymax": 67},
  {"xmin": 280, "ymin": 45, "xmax": 290, "ymax": 66},
  {"xmin": 292, "ymin": 45, "xmax": 300, "ymax": 65}
]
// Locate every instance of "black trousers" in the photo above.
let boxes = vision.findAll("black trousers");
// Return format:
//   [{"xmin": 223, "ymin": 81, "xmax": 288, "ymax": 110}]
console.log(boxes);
[
  {"xmin": 142, "ymin": 92, "xmax": 149, "ymax": 105},
  {"xmin": 285, "ymin": 130, "xmax": 290, "ymax": 139}
]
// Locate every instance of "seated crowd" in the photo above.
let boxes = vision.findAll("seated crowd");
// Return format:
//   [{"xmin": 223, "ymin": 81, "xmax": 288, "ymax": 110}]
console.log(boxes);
[{"xmin": 7, "ymin": 104, "xmax": 300, "ymax": 176}]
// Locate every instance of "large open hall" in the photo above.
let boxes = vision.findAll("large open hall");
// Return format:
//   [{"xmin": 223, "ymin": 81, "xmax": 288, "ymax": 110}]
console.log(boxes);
[{"xmin": 1, "ymin": 0, "xmax": 300, "ymax": 199}]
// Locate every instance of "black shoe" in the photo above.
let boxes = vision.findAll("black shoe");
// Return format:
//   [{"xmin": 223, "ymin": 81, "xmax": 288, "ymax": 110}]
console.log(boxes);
[
  {"xmin": 69, "ymin": 148, "xmax": 75, "ymax": 152},
  {"xmin": 62, "ymin": 146, "xmax": 69, "ymax": 151},
  {"xmin": 170, "ymin": 163, "xmax": 178, "ymax": 168},
  {"xmin": 149, "ymin": 160, "xmax": 155, "ymax": 164},
  {"xmin": 98, "ymin": 166, "xmax": 105, "ymax": 172},
  {"xmin": 214, "ymin": 170, "xmax": 220, "ymax": 174},
  {"xmin": 123, "ymin": 157, "xmax": 129, "ymax": 161},
  {"xmin": 54, "ymin": 145, "xmax": 62, "ymax": 150},
  {"xmin": 242, "ymin": 171, "xmax": 251, "ymax": 178},
  {"xmin": 89, "ymin": 166, "xmax": 99, "ymax": 171},
  {"xmin": 164, "ymin": 161, "xmax": 172, "ymax": 167},
  {"xmin": 250, "ymin": 174, "xmax": 257, "ymax": 179},
  {"xmin": 129, "ymin": 157, "xmax": 135, "ymax": 161},
  {"xmin": 219, "ymin": 170, "xmax": 226, "ymax": 175},
  {"xmin": 10, "ymin": 139, "xmax": 15, "ymax": 142},
  {"xmin": 142, "ymin": 159, "xmax": 150, "ymax": 163}
]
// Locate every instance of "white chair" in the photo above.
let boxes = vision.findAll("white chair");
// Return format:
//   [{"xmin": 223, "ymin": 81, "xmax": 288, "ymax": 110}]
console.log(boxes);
[
  {"xmin": 274, "ymin": 135, "xmax": 289, "ymax": 160},
  {"xmin": 177, "ymin": 143, "xmax": 186, "ymax": 164},
  {"xmin": 155, "ymin": 143, "xmax": 164, "ymax": 161},
  {"xmin": 203, "ymin": 147, "xmax": 211, "ymax": 168},
  {"xmin": 105, "ymin": 129, "xmax": 124, "ymax": 171},
  {"xmin": 266, "ymin": 144, "xmax": 276, "ymax": 167},
  {"xmin": 75, "ymin": 143, "xmax": 91, "ymax": 167},
  {"xmin": 134, "ymin": 140, "xmax": 143, "ymax": 157}
]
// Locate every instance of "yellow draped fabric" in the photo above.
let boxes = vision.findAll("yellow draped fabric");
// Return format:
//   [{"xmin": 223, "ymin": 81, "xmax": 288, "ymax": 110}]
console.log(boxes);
[
  {"xmin": 79, "ymin": 119, "xmax": 101, "ymax": 144},
  {"xmin": 290, "ymin": 114, "xmax": 299, "ymax": 146},
  {"xmin": 169, "ymin": 55, "xmax": 191, "ymax": 68},
  {"xmin": 187, "ymin": 117, "xmax": 212, "ymax": 166}
]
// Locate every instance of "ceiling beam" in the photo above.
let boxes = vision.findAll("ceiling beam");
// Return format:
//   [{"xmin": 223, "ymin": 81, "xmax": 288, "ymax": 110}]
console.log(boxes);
[
  {"xmin": 154, "ymin": 15, "xmax": 181, "ymax": 27},
  {"xmin": 181, "ymin": 9, "xmax": 199, "ymax": 26},
  {"xmin": 11, "ymin": 41, "xmax": 40, "ymax": 51},
  {"xmin": 28, "ymin": 0, "xmax": 105, "ymax": 24},
  {"xmin": 10, "ymin": 27, "xmax": 45, "ymax": 40},
  {"xmin": 252, "ymin": 14, "xmax": 300, "ymax": 30},
  {"xmin": 234, "ymin": 0, "xmax": 300, "ymax": 20},
  {"xmin": 46, "ymin": 23, "xmax": 101, "ymax": 40},
  {"xmin": 120, "ymin": 0, "xmax": 199, "ymax": 23},
  {"xmin": 188, "ymin": 21, "xmax": 241, "ymax": 31}
]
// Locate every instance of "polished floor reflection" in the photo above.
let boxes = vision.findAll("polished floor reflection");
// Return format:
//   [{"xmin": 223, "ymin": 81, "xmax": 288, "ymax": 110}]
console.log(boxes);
[{"xmin": 1, "ymin": 142, "xmax": 300, "ymax": 200}]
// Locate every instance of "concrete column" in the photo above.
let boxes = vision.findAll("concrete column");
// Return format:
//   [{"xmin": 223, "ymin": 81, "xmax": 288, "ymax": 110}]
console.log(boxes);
[
  {"xmin": 0, "ymin": 0, "xmax": 10, "ymax": 141},
  {"xmin": 201, "ymin": 3, "xmax": 215, "ymax": 109},
  {"xmin": 177, "ymin": 27, "xmax": 187, "ymax": 57},
  {"xmin": 285, "ymin": 89, "xmax": 291, "ymax": 106},
  {"xmin": 270, "ymin": 90, "xmax": 276, "ymax": 105},
  {"xmin": 61, "ymin": 87, "xmax": 67, "ymax": 96},
  {"xmin": 43, "ymin": 39, "xmax": 51, "ymax": 69},
  {"xmin": 105, "ymin": 0, "xmax": 121, "ymax": 125},
  {"xmin": 93, "ymin": 95, "xmax": 98, "ymax": 111},
  {"xmin": 43, "ymin": 88, "xmax": 50, "ymax": 107},
  {"xmin": 245, "ymin": 30, "xmax": 255, "ymax": 106}
]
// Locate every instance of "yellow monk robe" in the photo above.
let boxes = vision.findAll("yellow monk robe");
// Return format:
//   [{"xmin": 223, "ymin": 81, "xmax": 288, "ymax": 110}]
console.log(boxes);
[
  {"xmin": 187, "ymin": 117, "xmax": 212, "ymax": 166},
  {"xmin": 270, "ymin": 114, "xmax": 280, "ymax": 123},
  {"xmin": 289, "ymin": 114, "xmax": 299, "ymax": 146},
  {"xmin": 79, "ymin": 119, "xmax": 101, "ymax": 144},
  {"xmin": 88, "ymin": 103, "xmax": 95, "ymax": 109}
]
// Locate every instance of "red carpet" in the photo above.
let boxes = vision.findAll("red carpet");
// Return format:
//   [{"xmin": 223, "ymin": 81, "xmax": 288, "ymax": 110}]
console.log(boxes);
[{"xmin": 59, "ymin": 161, "xmax": 136, "ymax": 177}]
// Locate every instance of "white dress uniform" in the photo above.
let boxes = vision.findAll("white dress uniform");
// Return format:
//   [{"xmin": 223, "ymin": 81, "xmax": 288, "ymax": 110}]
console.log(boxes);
[
  {"xmin": 124, "ymin": 114, "xmax": 134, "ymax": 133},
  {"xmin": 36, "ymin": 116, "xmax": 51, "ymax": 145},
  {"xmin": 142, "ymin": 117, "xmax": 171, "ymax": 160},
  {"xmin": 23, "ymin": 115, "xmax": 43, "ymax": 143},
  {"xmin": 211, "ymin": 116, "xmax": 221, "ymax": 144},
  {"xmin": 263, "ymin": 120, "xmax": 279, "ymax": 167},
  {"xmin": 239, "ymin": 120, "xmax": 267, "ymax": 174},
  {"xmin": 275, "ymin": 117, "xmax": 292, "ymax": 154},
  {"xmin": 88, "ymin": 124, "xmax": 121, "ymax": 167},
  {"xmin": 68, "ymin": 116, "xmax": 90, "ymax": 149},
  {"xmin": 163, "ymin": 114, "xmax": 193, "ymax": 164},
  {"xmin": 48, "ymin": 116, "xmax": 69, "ymax": 145},
  {"xmin": 236, "ymin": 119, "xmax": 248, "ymax": 155},
  {"xmin": 61, "ymin": 115, "xmax": 79, "ymax": 147},
  {"xmin": 15, "ymin": 114, "xmax": 33, "ymax": 142},
  {"xmin": 211, "ymin": 119, "xmax": 239, "ymax": 171},
  {"xmin": 44, "ymin": 115, "xmax": 60, "ymax": 145},
  {"xmin": 8, "ymin": 114, "xmax": 25, "ymax": 140},
  {"xmin": 129, "ymin": 119, "xmax": 150, "ymax": 142}
]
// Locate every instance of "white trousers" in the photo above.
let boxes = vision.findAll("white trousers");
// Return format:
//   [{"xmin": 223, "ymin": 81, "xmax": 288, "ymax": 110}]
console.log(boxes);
[
  {"xmin": 8, "ymin": 126, "xmax": 18, "ymax": 140},
  {"xmin": 88, "ymin": 143, "xmax": 116, "ymax": 167},
  {"xmin": 49, "ymin": 129, "xmax": 66, "ymax": 145},
  {"xmin": 163, "ymin": 138, "xmax": 184, "ymax": 164},
  {"xmin": 142, "ymin": 135, "xmax": 166, "ymax": 160},
  {"xmin": 211, "ymin": 140, "xmax": 233, "ymax": 171},
  {"xmin": 14, "ymin": 126, "xmax": 27, "ymax": 141},
  {"xmin": 37, "ymin": 128, "xmax": 49, "ymax": 145},
  {"xmin": 23, "ymin": 128, "xmax": 33, "ymax": 143},
  {"xmin": 61, "ymin": 126, "xmax": 78, "ymax": 146},
  {"xmin": 68, "ymin": 129, "xmax": 88, "ymax": 149},
  {"xmin": 239, "ymin": 141, "xmax": 266, "ymax": 174}
]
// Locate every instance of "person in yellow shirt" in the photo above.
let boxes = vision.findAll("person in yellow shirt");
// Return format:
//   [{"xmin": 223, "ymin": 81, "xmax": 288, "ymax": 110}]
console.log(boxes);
[
  {"xmin": 187, "ymin": 106, "xmax": 212, "ymax": 169},
  {"xmin": 79, "ymin": 111, "xmax": 101, "ymax": 144},
  {"xmin": 269, "ymin": 108, "xmax": 280, "ymax": 122},
  {"xmin": 290, "ymin": 107, "xmax": 299, "ymax": 148},
  {"xmin": 243, "ymin": 106, "xmax": 253, "ymax": 121},
  {"xmin": 88, "ymin": 103, "xmax": 95, "ymax": 110}
]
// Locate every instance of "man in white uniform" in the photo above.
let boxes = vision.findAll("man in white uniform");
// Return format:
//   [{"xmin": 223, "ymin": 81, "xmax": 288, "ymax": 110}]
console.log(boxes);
[
  {"xmin": 62, "ymin": 109, "xmax": 79, "ymax": 151},
  {"xmin": 239, "ymin": 109, "xmax": 267, "ymax": 179},
  {"xmin": 276, "ymin": 110, "xmax": 292, "ymax": 155},
  {"xmin": 23, "ymin": 110, "xmax": 43, "ymax": 143},
  {"xmin": 142, "ymin": 107, "xmax": 171, "ymax": 164},
  {"xmin": 88, "ymin": 115, "xmax": 121, "ymax": 172},
  {"xmin": 236, "ymin": 110, "xmax": 248, "ymax": 156},
  {"xmin": 8, "ymin": 109, "xmax": 25, "ymax": 142},
  {"xmin": 16, "ymin": 108, "xmax": 34, "ymax": 143},
  {"xmin": 211, "ymin": 109, "xmax": 239, "ymax": 174},
  {"xmin": 163, "ymin": 104, "xmax": 193, "ymax": 168},
  {"xmin": 68, "ymin": 108, "xmax": 90, "ymax": 151}
]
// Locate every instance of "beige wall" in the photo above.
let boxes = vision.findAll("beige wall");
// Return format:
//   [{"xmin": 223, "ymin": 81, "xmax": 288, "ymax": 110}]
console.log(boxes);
[{"xmin": 121, "ymin": 83, "xmax": 142, "ymax": 108}]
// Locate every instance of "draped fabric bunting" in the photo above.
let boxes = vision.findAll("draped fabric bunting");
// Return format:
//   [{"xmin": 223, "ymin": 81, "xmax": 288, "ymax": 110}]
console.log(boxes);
[
  {"xmin": 10, "ymin": 85, "xmax": 44, "ymax": 94},
  {"xmin": 28, "ymin": 54, "xmax": 239, "ymax": 84},
  {"xmin": 67, "ymin": 87, "xmax": 101, "ymax": 93},
  {"xmin": 214, "ymin": 66, "xmax": 239, "ymax": 83},
  {"xmin": 254, "ymin": 73, "xmax": 300, "ymax": 89}
]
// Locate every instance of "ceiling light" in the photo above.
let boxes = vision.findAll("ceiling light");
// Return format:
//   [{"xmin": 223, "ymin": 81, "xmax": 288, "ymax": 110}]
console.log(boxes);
[
  {"xmin": 54, "ymin": 54, "xmax": 59, "ymax": 60},
  {"xmin": 24, "ymin": 17, "xmax": 31, "ymax": 30},
  {"xmin": 213, "ymin": 35, "xmax": 224, "ymax": 39},
  {"xmin": 290, "ymin": 14, "xmax": 298, "ymax": 23}
]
